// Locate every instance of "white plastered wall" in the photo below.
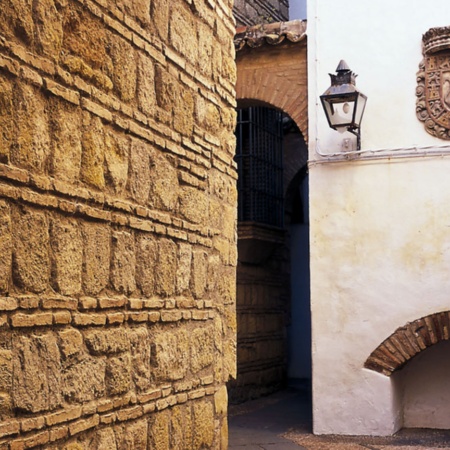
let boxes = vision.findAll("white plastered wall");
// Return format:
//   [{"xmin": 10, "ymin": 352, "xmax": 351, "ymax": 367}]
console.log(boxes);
[{"xmin": 308, "ymin": 0, "xmax": 450, "ymax": 435}]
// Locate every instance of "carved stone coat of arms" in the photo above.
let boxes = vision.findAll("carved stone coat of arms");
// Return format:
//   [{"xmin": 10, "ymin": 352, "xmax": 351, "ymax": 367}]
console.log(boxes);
[{"xmin": 417, "ymin": 27, "xmax": 450, "ymax": 139}]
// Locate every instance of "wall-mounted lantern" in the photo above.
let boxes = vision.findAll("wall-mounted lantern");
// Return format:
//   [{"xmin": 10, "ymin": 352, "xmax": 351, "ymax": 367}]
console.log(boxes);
[{"xmin": 320, "ymin": 60, "xmax": 367, "ymax": 150}]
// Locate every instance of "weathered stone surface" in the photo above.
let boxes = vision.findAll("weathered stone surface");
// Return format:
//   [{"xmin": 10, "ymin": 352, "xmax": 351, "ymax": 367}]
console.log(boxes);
[
  {"xmin": 136, "ymin": 234, "xmax": 156, "ymax": 297},
  {"xmin": 128, "ymin": 139, "xmax": 151, "ymax": 204},
  {"xmin": 191, "ymin": 326, "xmax": 214, "ymax": 373},
  {"xmin": 0, "ymin": 350, "xmax": 12, "ymax": 392},
  {"xmin": 193, "ymin": 400, "xmax": 215, "ymax": 449},
  {"xmin": 204, "ymin": 104, "xmax": 221, "ymax": 134},
  {"xmin": 179, "ymin": 187, "xmax": 209, "ymax": 224},
  {"xmin": 116, "ymin": 0, "xmax": 151, "ymax": 27},
  {"xmin": 150, "ymin": 0, "xmax": 169, "ymax": 41},
  {"xmin": 62, "ymin": 3, "xmax": 110, "ymax": 75},
  {"xmin": 111, "ymin": 231, "xmax": 136, "ymax": 295},
  {"xmin": 0, "ymin": 349, "xmax": 12, "ymax": 418},
  {"xmin": 170, "ymin": 405, "xmax": 186, "ymax": 449},
  {"xmin": 12, "ymin": 83, "xmax": 49, "ymax": 172},
  {"xmin": 84, "ymin": 328, "xmax": 129, "ymax": 355},
  {"xmin": 0, "ymin": 201, "xmax": 11, "ymax": 294},
  {"xmin": 95, "ymin": 428, "xmax": 117, "ymax": 450},
  {"xmin": 12, "ymin": 207, "xmax": 50, "ymax": 293},
  {"xmin": 13, "ymin": 333, "xmax": 62, "ymax": 413},
  {"xmin": 129, "ymin": 327, "xmax": 151, "ymax": 392},
  {"xmin": 81, "ymin": 222, "xmax": 110, "ymax": 296},
  {"xmin": 191, "ymin": 249, "xmax": 208, "ymax": 299},
  {"xmin": 176, "ymin": 243, "xmax": 192, "ymax": 294},
  {"xmin": 173, "ymin": 89, "xmax": 194, "ymax": 135},
  {"xmin": 207, "ymin": 253, "xmax": 222, "ymax": 295},
  {"xmin": 148, "ymin": 410, "xmax": 170, "ymax": 449},
  {"xmin": 221, "ymin": 106, "xmax": 237, "ymax": 132},
  {"xmin": 223, "ymin": 337, "xmax": 237, "ymax": 381},
  {"xmin": 152, "ymin": 328, "xmax": 189, "ymax": 381},
  {"xmin": 211, "ymin": 200, "xmax": 236, "ymax": 245},
  {"xmin": 106, "ymin": 353, "xmax": 131, "ymax": 395},
  {"xmin": 0, "ymin": 0, "xmax": 33, "ymax": 45},
  {"xmin": 114, "ymin": 419, "xmax": 147, "ymax": 450},
  {"xmin": 34, "ymin": 0, "xmax": 63, "ymax": 59},
  {"xmin": 81, "ymin": 114, "xmax": 105, "ymax": 189},
  {"xmin": 63, "ymin": 443, "xmax": 85, "ymax": 450},
  {"xmin": 220, "ymin": 417, "xmax": 228, "ymax": 450},
  {"xmin": 155, "ymin": 239, "xmax": 177, "ymax": 297},
  {"xmin": 108, "ymin": 35, "xmax": 136, "ymax": 102},
  {"xmin": 155, "ymin": 66, "xmax": 179, "ymax": 112},
  {"xmin": 0, "ymin": 0, "xmax": 237, "ymax": 445},
  {"xmin": 214, "ymin": 385, "xmax": 228, "ymax": 416},
  {"xmin": 50, "ymin": 100, "xmax": 82, "ymax": 183},
  {"xmin": 215, "ymin": 265, "xmax": 236, "ymax": 305},
  {"xmin": 222, "ymin": 54, "xmax": 237, "ymax": 85},
  {"xmin": 62, "ymin": 357, "xmax": 105, "ymax": 402},
  {"xmin": 148, "ymin": 152, "xmax": 179, "ymax": 211},
  {"xmin": 198, "ymin": 22, "xmax": 214, "ymax": 77},
  {"xmin": 50, "ymin": 216, "xmax": 82, "ymax": 295},
  {"xmin": 170, "ymin": 5, "xmax": 197, "ymax": 64},
  {"xmin": 104, "ymin": 131, "xmax": 129, "ymax": 195},
  {"xmin": 137, "ymin": 53, "xmax": 156, "ymax": 116},
  {"xmin": 0, "ymin": 75, "xmax": 14, "ymax": 163},
  {"xmin": 58, "ymin": 328, "xmax": 83, "ymax": 359}
]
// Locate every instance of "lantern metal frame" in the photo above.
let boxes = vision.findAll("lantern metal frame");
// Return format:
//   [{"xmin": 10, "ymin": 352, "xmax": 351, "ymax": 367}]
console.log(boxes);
[{"xmin": 320, "ymin": 60, "xmax": 367, "ymax": 150}]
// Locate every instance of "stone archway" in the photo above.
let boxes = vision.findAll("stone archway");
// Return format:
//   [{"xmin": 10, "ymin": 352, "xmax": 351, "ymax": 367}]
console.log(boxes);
[
  {"xmin": 230, "ymin": 21, "xmax": 309, "ymax": 401},
  {"xmin": 365, "ymin": 311, "xmax": 450, "ymax": 376}
]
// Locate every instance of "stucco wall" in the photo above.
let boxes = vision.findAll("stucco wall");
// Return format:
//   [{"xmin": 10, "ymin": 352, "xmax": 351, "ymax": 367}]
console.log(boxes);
[
  {"xmin": 308, "ymin": 0, "xmax": 450, "ymax": 436},
  {"xmin": 0, "ymin": 0, "xmax": 237, "ymax": 447}
]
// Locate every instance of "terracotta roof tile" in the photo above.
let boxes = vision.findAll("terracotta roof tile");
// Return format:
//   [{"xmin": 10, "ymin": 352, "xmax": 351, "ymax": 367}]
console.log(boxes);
[{"xmin": 234, "ymin": 19, "xmax": 307, "ymax": 51}]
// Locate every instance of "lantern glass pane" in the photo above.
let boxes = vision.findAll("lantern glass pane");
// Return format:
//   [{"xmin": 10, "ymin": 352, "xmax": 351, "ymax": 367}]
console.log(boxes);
[
  {"xmin": 330, "ymin": 100, "xmax": 355, "ymax": 128},
  {"xmin": 322, "ymin": 93, "xmax": 358, "ymax": 129},
  {"xmin": 354, "ymin": 93, "xmax": 367, "ymax": 128}
]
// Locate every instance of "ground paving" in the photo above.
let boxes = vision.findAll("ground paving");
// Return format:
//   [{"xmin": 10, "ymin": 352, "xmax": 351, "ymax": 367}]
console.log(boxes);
[{"xmin": 228, "ymin": 385, "xmax": 450, "ymax": 449}]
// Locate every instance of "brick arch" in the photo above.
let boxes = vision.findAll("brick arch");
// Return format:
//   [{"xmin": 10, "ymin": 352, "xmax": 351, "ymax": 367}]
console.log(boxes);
[
  {"xmin": 235, "ymin": 41, "xmax": 308, "ymax": 143},
  {"xmin": 364, "ymin": 311, "xmax": 450, "ymax": 376}
]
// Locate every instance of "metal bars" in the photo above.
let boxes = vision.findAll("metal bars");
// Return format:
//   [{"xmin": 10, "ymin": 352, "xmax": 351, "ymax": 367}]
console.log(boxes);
[{"xmin": 235, "ymin": 106, "xmax": 284, "ymax": 228}]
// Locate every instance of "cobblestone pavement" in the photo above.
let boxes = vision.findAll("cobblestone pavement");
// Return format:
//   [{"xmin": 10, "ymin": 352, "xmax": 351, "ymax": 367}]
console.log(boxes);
[{"xmin": 228, "ymin": 385, "xmax": 450, "ymax": 449}]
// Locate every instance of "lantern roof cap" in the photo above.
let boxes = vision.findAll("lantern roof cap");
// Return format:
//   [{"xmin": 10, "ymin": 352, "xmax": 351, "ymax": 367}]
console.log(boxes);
[{"xmin": 336, "ymin": 60, "xmax": 351, "ymax": 72}]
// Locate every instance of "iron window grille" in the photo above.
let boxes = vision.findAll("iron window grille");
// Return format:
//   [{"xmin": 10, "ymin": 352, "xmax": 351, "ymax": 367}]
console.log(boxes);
[{"xmin": 235, "ymin": 106, "xmax": 284, "ymax": 228}]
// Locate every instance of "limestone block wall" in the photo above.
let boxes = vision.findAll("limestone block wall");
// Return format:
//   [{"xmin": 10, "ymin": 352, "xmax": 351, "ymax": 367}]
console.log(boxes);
[
  {"xmin": 233, "ymin": 0, "xmax": 289, "ymax": 27},
  {"xmin": 0, "ymin": 0, "xmax": 237, "ymax": 448}
]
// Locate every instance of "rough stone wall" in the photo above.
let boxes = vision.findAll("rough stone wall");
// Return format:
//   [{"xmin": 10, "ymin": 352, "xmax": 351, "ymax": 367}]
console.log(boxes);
[
  {"xmin": 233, "ymin": 0, "xmax": 289, "ymax": 27},
  {"xmin": 0, "ymin": 0, "xmax": 237, "ymax": 448}
]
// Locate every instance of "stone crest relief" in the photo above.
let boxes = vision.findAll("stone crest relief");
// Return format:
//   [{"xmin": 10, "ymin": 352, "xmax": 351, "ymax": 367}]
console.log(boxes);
[{"xmin": 417, "ymin": 27, "xmax": 450, "ymax": 138}]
